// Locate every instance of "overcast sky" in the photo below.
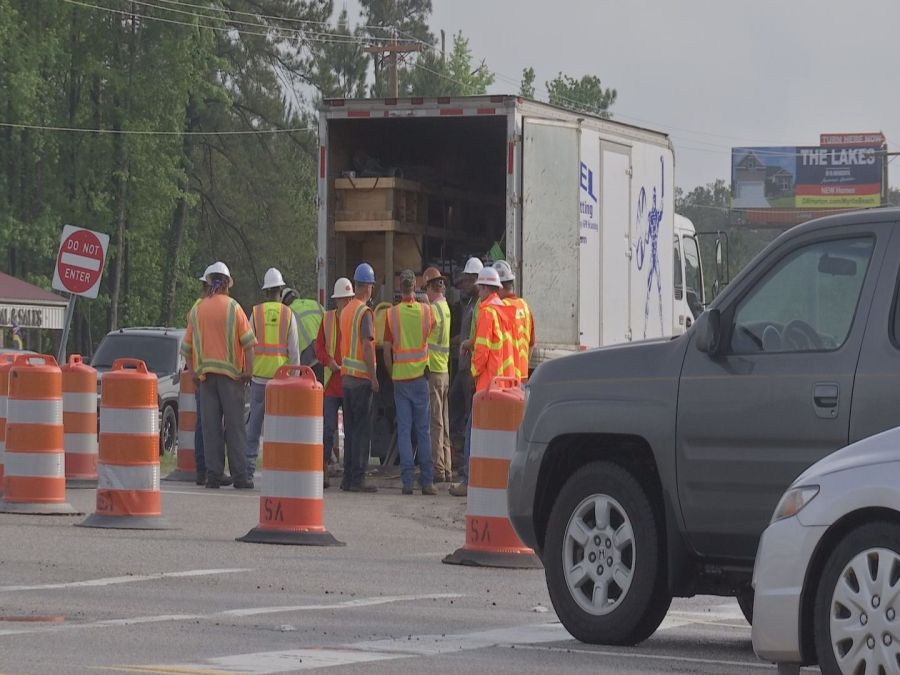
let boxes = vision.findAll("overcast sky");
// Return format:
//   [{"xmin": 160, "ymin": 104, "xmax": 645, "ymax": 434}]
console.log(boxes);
[{"xmin": 345, "ymin": 0, "xmax": 900, "ymax": 191}]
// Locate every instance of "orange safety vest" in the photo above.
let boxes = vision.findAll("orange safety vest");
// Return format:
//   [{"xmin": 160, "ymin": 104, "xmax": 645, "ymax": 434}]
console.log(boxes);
[
  {"xmin": 322, "ymin": 309, "xmax": 339, "ymax": 388},
  {"xmin": 386, "ymin": 300, "xmax": 432, "ymax": 381},
  {"xmin": 340, "ymin": 298, "xmax": 373, "ymax": 380},
  {"xmin": 503, "ymin": 295, "xmax": 534, "ymax": 381},
  {"xmin": 471, "ymin": 293, "xmax": 518, "ymax": 393}
]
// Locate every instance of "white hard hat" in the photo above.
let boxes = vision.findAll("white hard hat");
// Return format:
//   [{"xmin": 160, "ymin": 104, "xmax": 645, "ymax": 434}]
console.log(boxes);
[
  {"xmin": 463, "ymin": 257, "xmax": 484, "ymax": 275},
  {"xmin": 199, "ymin": 265, "xmax": 211, "ymax": 281},
  {"xmin": 476, "ymin": 266, "xmax": 502, "ymax": 288},
  {"xmin": 493, "ymin": 260, "xmax": 515, "ymax": 283},
  {"xmin": 205, "ymin": 261, "xmax": 233, "ymax": 288},
  {"xmin": 262, "ymin": 267, "xmax": 285, "ymax": 290},
  {"xmin": 331, "ymin": 277, "xmax": 355, "ymax": 299}
]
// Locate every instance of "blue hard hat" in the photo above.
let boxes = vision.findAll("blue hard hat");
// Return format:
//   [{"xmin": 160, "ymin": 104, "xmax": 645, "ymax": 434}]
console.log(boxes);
[{"xmin": 353, "ymin": 262, "xmax": 376, "ymax": 284}]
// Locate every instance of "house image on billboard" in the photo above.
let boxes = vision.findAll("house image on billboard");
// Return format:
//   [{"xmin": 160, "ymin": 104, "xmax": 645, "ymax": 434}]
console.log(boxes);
[
  {"xmin": 767, "ymin": 167, "xmax": 794, "ymax": 197},
  {"xmin": 732, "ymin": 151, "xmax": 769, "ymax": 208}
]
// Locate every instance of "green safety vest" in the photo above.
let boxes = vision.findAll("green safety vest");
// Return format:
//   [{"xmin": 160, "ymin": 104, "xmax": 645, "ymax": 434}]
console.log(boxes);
[
  {"xmin": 387, "ymin": 301, "xmax": 432, "ymax": 381},
  {"xmin": 427, "ymin": 299, "xmax": 451, "ymax": 374},
  {"xmin": 289, "ymin": 298, "xmax": 324, "ymax": 353},
  {"xmin": 251, "ymin": 301, "xmax": 292, "ymax": 379}
]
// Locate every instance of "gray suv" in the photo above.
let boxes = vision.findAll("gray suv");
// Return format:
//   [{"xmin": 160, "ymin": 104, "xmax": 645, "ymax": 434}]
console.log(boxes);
[
  {"xmin": 91, "ymin": 328, "xmax": 184, "ymax": 455},
  {"xmin": 509, "ymin": 207, "xmax": 900, "ymax": 647}
]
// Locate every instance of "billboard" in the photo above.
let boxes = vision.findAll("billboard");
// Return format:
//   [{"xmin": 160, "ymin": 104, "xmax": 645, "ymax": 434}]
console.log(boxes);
[{"xmin": 731, "ymin": 145, "xmax": 883, "ymax": 210}]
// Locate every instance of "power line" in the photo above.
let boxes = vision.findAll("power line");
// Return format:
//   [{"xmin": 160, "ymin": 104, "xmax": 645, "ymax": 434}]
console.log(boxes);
[{"xmin": 0, "ymin": 121, "xmax": 315, "ymax": 136}]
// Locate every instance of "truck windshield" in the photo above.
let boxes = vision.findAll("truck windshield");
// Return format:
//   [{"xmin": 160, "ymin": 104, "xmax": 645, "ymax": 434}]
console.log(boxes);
[
  {"xmin": 682, "ymin": 235, "xmax": 703, "ymax": 317},
  {"xmin": 92, "ymin": 335, "xmax": 179, "ymax": 374}
]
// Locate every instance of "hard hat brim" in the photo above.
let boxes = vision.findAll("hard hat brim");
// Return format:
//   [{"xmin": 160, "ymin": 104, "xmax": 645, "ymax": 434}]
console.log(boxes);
[{"xmin": 331, "ymin": 290, "xmax": 355, "ymax": 299}]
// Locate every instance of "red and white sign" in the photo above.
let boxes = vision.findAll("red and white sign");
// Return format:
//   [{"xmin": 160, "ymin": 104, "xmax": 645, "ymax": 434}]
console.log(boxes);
[
  {"xmin": 819, "ymin": 132, "xmax": 886, "ymax": 148},
  {"xmin": 51, "ymin": 225, "xmax": 110, "ymax": 299}
]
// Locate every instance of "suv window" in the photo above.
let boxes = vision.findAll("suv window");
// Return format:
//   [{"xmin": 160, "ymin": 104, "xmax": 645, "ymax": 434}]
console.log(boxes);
[
  {"xmin": 682, "ymin": 235, "xmax": 703, "ymax": 318},
  {"xmin": 92, "ymin": 335, "xmax": 180, "ymax": 374},
  {"xmin": 730, "ymin": 237, "xmax": 874, "ymax": 354}
]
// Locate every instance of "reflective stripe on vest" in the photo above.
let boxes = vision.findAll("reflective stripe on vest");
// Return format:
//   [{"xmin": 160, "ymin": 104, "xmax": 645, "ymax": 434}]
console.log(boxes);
[
  {"xmin": 504, "ymin": 296, "xmax": 532, "ymax": 379},
  {"xmin": 427, "ymin": 299, "xmax": 451, "ymax": 373},
  {"xmin": 322, "ymin": 309, "xmax": 338, "ymax": 389},
  {"xmin": 252, "ymin": 302, "xmax": 291, "ymax": 379},
  {"xmin": 190, "ymin": 297, "xmax": 244, "ymax": 379},
  {"xmin": 471, "ymin": 300, "xmax": 517, "ymax": 390},
  {"xmin": 388, "ymin": 302, "xmax": 431, "ymax": 380},
  {"xmin": 290, "ymin": 298, "xmax": 324, "ymax": 352},
  {"xmin": 340, "ymin": 299, "xmax": 370, "ymax": 380}
]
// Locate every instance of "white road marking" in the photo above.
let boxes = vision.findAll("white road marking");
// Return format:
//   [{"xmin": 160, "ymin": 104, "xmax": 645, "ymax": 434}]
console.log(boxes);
[
  {"xmin": 0, "ymin": 594, "xmax": 463, "ymax": 638},
  {"xmin": 0, "ymin": 568, "xmax": 252, "ymax": 593},
  {"xmin": 507, "ymin": 643, "xmax": 770, "ymax": 670}
]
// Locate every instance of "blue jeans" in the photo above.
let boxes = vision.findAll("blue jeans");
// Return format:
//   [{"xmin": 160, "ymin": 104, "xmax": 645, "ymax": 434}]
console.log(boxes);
[
  {"xmin": 459, "ymin": 410, "xmax": 472, "ymax": 485},
  {"xmin": 323, "ymin": 395, "xmax": 345, "ymax": 467},
  {"xmin": 394, "ymin": 377, "xmax": 434, "ymax": 488},
  {"xmin": 244, "ymin": 381, "xmax": 266, "ymax": 476},
  {"xmin": 194, "ymin": 390, "xmax": 206, "ymax": 474},
  {"xmin": 342, "ymin": 382, "xmax": 373, "ymax": 487}
]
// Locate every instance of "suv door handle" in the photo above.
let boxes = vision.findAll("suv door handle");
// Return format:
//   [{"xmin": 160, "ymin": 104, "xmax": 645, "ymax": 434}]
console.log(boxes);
[{"xmin": 813, "ymin": 383, "xmax": 839, "ymax": 418}]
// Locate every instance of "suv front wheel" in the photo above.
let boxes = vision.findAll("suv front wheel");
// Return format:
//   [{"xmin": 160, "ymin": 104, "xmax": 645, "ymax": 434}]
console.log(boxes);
[
  {"xmin": 544, "ymin": 461, "xmax": 671, "ymax": 645},
  {"xmin": 159, "ymin": 404, "xmax": 177, "ymax": 456}
]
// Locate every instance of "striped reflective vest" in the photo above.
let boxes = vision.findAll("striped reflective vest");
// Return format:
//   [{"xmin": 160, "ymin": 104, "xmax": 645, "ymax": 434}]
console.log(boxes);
[
  {"xmin": 251, "ymin": 302, "xmax": 292, "ymax": 379},
  {"xmin": 322, "ymin": 309, "xmax": 339, "ymax": 389},
  {"xmin": 289, "ymin": 298, "xmax": 324, "ymax": 353},
  {"xmin": 339, "ymin": 298, "xmax": 372, "ymax": 380},
  {"xmin": 503, "ymin": 295, "xmax": 533, "ymax": 380},
  {"xmin": 427, "ymin": 298, "xmax": 451, "ymax": 374},
  {"xmin": 387, "ymin": 301, "xmax": 432, "ymax": 381},
  {"xmin": 470, "ymin": 293, "xmax": 517, "ymax": 393}
]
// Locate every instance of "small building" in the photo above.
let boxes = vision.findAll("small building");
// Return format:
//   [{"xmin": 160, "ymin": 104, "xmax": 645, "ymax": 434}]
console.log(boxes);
[{"xmin": 0, "ymin": 271, "xmax": 69, "ymax": 350}]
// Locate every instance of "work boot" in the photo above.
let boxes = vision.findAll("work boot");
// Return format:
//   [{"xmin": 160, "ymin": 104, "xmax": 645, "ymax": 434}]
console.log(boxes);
[
  {"xmin": 233, "ymin": 478, "xmax": 254, "ymax": 489},
  {"xmin": 220, "ymin": 475, "xmax": 234, "ymax": 487},
  {"xmin": 348, "ymin": 482, "xmax": 377, "ymax": 493},
  {"xmin": 205, "ymin": 478, "xmax": 221, "ymax": 489},
  {"xmin": 448, "ymin": 483, "xmax": 467, "ymax": 497},
  {"xmin": 195, "ymin": 471, "xmax": 206, "ymax": 486},
  {"xmin": 421, "ymin": 484, "xmax": 438, "ymax": 496},
  {"xmin": 401, "ymin": 485, "xmax": 414, "ymax": 495}
]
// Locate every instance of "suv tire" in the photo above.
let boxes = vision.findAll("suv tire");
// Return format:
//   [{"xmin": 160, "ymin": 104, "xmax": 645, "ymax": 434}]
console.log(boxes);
[
  {"xmin": 545, "ymin": 461, "xmax": 671, "ymax": 645},
  {"xmin": 814, "ymin": 521, "xmax": 900, "ymax": 675},
  {"xmin": 159, "ymin": 404, "xmax": 177, "ymax": 457}
]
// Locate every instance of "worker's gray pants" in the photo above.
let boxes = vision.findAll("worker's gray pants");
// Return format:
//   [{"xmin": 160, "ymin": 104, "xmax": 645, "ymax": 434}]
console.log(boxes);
[{"xmin": 199, "ymin": 374, "xmax": 248, "ymax": 482}]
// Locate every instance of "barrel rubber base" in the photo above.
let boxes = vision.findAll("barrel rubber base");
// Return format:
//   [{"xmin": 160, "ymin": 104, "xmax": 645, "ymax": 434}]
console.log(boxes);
[
  {"xmin": 237, "ymin": 527, "xmax": 345, "ymax": 547},
  {"xmin": 0, "ymin": 501, "xmax": 82, "ymax": 516},
  {"xmin": 77, "ymin": 514, "xmax": 175, "ymax": 530},
  {"xmin": 442, "ymin": 546, "xmax": 543, "ymax": 569}
]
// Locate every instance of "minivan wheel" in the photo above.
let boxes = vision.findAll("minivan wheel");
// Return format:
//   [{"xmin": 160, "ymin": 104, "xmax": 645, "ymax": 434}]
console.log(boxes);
[
  {"xmin": 814, "ymin": 522, "xmax": 900, "ymax": 675},
  {"xmin": 160, "ymin": 405, "xmax": 177, "ymax": 456},
  {"xmin": 544, "ymin": 461, "xmax": 671, "ymax": 645}
]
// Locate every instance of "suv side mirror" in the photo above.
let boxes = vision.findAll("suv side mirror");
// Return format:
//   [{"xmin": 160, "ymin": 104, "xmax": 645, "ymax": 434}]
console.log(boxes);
[{"xmin": 694, "ymin": 309, "xmax": 723, "ymax": 357}]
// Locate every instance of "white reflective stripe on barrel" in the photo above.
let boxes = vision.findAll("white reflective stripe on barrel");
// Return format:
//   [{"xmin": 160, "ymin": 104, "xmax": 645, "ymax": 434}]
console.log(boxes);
[
  {"xmin": 98, "ymin": 463, "xmax": 160, "ymax": 491},
  {"xmin": 177, "ymin": 430, "xmax": 195, "ymax": 450},
  {"xmin": 64, "ymin": 433, "xmax": 99, "ymax": 454},
  {"xmin": 178, "ymin": 393, "xmax": 196, "ymax": 414},
  {"xmin": 62, "ymin": 392, "xmax": 97, "ymax": 414},
  {"xmin": 263, "ymin": 469, "xmax": 323, "ymax": 499},
  {"xmin": 469, "ymin": 428, "xmax": 517, "ymax": 461},
  {"xmin": 4, "ymin": 452, "xmax": 65, "ymax": 478},
  {"xmin": 7, "ymin": 399, "xmax": 62, "ymax": 425},
  {"xmin": 99, "ymin": 408, "xmax": 159, "ymax": 435},
  {"xmin": 263, "ymin": 415, "xmax": 323, "ymax": 446},
  {"xmin": 466, "ymin": 487, "xmax": 509, "ymax": 519}
]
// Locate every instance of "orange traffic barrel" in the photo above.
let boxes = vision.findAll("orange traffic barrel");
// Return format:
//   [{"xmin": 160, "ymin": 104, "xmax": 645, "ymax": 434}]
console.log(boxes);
[
  {"xmin": 61, "ymin": 355, "xmax": 98, "ymax": 488},
  {"xmin": 78, "ymin": 358, "xmax": 172, "ymax": 530},
  {"xmin": 238, "ymin": 365, "xmax": 343, "ymax": 546},
  {"xmin": 0, "ymin": 354, "xmax": 79, "ymax": 515},
  {"xmin": 163, "ymin": 368, "xmax": 196, "ymax": 482},
  {"xmin": 443, "ymin": 377, "xmax": 540, "ymax": 568},
  {"xmin": 0, "ymin": 353, "xmax": 17, "ymax": 498}
]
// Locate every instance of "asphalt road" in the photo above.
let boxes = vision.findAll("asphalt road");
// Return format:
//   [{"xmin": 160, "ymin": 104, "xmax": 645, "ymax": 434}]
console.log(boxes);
[{"xmin": 0, "ymin": 479, "xmax": 817, "ymax": 674}]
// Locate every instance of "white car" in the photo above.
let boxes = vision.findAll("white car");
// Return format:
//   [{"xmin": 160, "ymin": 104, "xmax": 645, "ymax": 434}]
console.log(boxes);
[{"xmin": 752, "ymin": 426, "xmax": 900, "ymax": 674}]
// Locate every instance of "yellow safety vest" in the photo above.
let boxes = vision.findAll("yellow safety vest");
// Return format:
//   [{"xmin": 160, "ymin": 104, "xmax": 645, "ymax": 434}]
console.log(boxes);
[
  {"xmin": 427, "ymin": 299, "xmax": 451, "ymax": 374},
  {"xmin": 322, "ymin": 309, "xmax": 339, "ymax": 389},
  {"xmin": 289, "ymin": 298, "xmax": 324, "ymax": 352},
  {"xmin": 387, "ymin": 301, "xmax": 432, "ymax": 381},
  {"xmin": 251, "ymin": 302, "xmax": 292, "ymax": 379}
]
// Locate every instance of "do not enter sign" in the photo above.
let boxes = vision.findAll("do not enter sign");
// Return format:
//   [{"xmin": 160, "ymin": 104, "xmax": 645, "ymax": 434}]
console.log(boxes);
[{"xmin": 51, "ymin": 225, "xmax": 110, "ymax": 299}]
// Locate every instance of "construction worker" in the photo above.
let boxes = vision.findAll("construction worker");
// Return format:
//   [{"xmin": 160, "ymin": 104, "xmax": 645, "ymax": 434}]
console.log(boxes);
[
  {"xmin": 245, "ymin": 267, "xmax": 300, "ymax": 480},
  {"xmin": 422, "ymin": 266, "xmax": 452, "ymax": 483},
  {"xmin": 315, "ymin": 277, "xmax": 355, "ymax": 490},
  {"xmin": 339, "ymin": 262, "xmax": 380, "ymax": 493},
  {"xmin": 449, "ymin": 266, "xmax": 517, "ymax": 497},
  {"xmin": 449, "ymin": 257, "xmax": 483, "ymax": 455},
  {"xmin": 281, "ymin": 287, "xmax": 324, "ymax": 368},
  {"xmin": 383, "ymin": 270, "xmax": 437, "ymax": 496},
  {"xmin": 182, "ymin": 261, "xmax": 256, "ymax": 489},
  {"xmin": 493, "ymin": 260, "xmax": 535, "ymax": 382}
]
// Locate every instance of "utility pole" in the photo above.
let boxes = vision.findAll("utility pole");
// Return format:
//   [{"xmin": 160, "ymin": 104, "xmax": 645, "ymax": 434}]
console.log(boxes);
[{"xmin": 365, "ymin": 35, "xmax": 422, "ymax": 97}]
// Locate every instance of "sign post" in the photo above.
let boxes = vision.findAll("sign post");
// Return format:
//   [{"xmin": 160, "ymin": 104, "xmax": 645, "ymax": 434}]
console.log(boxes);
[{"xmin": 51, "ymin": 225, "xmax": 110, "ymax": 363}]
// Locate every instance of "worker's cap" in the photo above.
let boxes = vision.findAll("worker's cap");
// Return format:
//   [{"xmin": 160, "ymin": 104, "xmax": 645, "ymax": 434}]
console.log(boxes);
[
  {"xmin": 399, "ymin": 269, "xmax": 417, "ymax": 291},
  {"xmin": 463, "ymin": 257, "xmax": 484, "ymax": 275},
  {"xmin": 475, "ymin": 266, "xmax": 502, "ymax": 288},
  {"xmin": 261, "ymin": 267, "xmax": 286, "ymax": 290},
  {"xmin": 331, "ymin": 277, "xmax": 355, "ymax": 299}
]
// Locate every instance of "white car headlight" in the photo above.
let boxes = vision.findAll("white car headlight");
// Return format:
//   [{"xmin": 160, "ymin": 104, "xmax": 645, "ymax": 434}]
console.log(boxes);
[{"xmin": 771, "ymin": 485, "xmax": 819, "ymax": 523}]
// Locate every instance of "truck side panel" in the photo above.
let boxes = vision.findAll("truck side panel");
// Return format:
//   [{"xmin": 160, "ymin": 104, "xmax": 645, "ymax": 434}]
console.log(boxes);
[
  {"xmin": 578, "ymin": 129, "xmax": 601, "ymax": 348},
  {"xmin": 600, "ymin": 142, "xmax": 632, "ymax": 346}
]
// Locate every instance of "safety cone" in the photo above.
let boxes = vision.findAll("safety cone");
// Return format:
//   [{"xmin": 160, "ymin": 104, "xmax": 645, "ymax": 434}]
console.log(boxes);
[
  {"xmin": 78, "ymin": 359, "xmax": 172, "ymax": 529},
  {"xmin": 163, "ymin": 369, "xmax": 196, "ymax": 482},
  {"xmin": 0, "ymin": 353, "xmax": 17, "ymax": 498},
  {"xmin": 0, "ymin": 354, "xmax": 80, "ymax": 515},
  {"xmin": 238, "ymin": 365, "xmax": 343, "ymax": 546},
  {"xmin": 62, "ymin": 355, "xmax": 98, "ymax": 488},
  {"xmin": 443, "ymin": 377, "xmax": 541, "ymax": 569}
]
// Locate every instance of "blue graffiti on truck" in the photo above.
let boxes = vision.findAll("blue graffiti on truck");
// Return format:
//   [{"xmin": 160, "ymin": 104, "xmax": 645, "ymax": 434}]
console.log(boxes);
[{"xmin": 635, "ymin": 156, "xmax": 665, "ymax": 338}]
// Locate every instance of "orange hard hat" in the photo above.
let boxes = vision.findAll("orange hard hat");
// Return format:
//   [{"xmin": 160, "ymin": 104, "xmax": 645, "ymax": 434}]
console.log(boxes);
[{"xmin": 422, "ymin": 266, "xmax": 448, "ymax": 287}]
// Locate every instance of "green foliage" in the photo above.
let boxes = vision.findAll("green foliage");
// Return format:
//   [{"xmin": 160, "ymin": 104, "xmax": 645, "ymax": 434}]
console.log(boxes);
[
  {"xmin": 546, "ymin": 73, "xmax": 617, "ymax": 118},
  {"xmin": 407, "ymin": 32, "xmax": 494, "ymax": 96},
  {"xmin": 519, "ymin": 67, "xmax": 536, "ymax": 99}
]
